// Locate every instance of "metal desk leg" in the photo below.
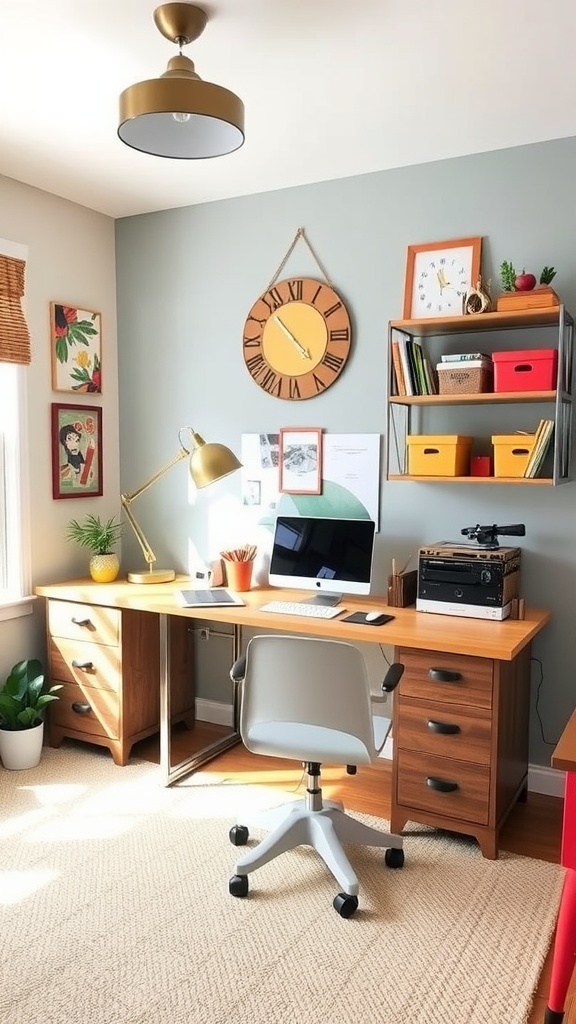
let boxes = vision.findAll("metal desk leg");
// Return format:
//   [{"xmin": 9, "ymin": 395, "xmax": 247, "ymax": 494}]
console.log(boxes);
[{"xmin": 159, "ymin": 614, "xmax": 243, "ymax": 787}]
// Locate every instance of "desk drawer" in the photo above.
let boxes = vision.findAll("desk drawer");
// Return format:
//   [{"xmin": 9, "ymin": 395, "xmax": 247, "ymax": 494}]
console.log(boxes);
[
  {"xmin": 398, "ymin": 647, "xmax": 493, "ymax": 709},
  {"xmin": 396, "ymin": 697, "xmax": 491, "ymax": 765},
  {"xmin": 396, "ymin": 748, "xmax": 490, "ymax": 825},
  {"xmin": 48, "ymin": 600, "xmax": 120, "ymax": 646},
  {"xmin": 49, "ymin": 638, "xmax": 121, "ymax": 692},
  {"xmin": 50, "ymin": 680, "xmax": 120, "ymax": 739}
]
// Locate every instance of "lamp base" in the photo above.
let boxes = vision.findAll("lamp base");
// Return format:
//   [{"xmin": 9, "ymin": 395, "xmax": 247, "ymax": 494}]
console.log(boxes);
[{"xmin": 127, "ymin": 568, "xmax": 176, "ymax": 584}]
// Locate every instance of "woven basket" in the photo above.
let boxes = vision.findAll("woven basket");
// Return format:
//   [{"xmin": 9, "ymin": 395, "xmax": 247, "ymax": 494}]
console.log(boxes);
[{"xmin": 437, "ymin": 364, "xmax": 493, "ymax": 395}]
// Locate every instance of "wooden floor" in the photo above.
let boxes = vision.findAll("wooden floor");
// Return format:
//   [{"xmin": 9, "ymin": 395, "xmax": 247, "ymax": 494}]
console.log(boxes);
[{"xmin": 133, "ymin": 722, "xmax": 572, "ymax": 1024}]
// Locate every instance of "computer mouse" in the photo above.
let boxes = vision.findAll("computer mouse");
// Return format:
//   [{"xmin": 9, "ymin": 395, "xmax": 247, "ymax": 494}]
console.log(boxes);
[{"xmin": 365, "ymin": 610, "xmax": 389, "ymax": 624}]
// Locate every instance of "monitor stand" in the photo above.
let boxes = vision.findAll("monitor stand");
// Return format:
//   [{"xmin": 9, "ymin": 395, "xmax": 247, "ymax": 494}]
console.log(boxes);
[{"xmin": 302, "ymin": 593, "xmax": 342, "ymax": 607}]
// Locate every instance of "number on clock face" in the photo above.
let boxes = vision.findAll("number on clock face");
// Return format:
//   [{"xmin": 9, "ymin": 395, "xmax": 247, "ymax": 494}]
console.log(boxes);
[
  {"xmin": 242, "ymin": 277, "xmax": 352, "ymax": 400},
  {"xmin": 417, "ymin": 256, "xmax": 469, "ymax": 315}
]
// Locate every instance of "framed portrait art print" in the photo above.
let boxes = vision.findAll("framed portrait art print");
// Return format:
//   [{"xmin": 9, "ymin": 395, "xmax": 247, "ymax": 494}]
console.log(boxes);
[
  {"xmin": 50, "ymin": 302, "xmax": 102, "ymax": 393},
  {"xmin": 51, "ymin": 403, "xmax": 103, "ymax": 499}
]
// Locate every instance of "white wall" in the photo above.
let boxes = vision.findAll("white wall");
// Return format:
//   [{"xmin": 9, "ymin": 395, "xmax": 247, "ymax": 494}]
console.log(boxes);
[{"xmin": 0, "ymin": 174, "xmax": 118, "ymax": 677}]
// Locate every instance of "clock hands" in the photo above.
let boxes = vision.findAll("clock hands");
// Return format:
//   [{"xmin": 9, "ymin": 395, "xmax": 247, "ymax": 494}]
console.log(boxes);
[
  {"xmin": 437, "ymin": 268, "xmax": 451, "ymax": 292},
  {"xmin": 273, "ymin": 315, "xmax": 311, "ymax": 360}
]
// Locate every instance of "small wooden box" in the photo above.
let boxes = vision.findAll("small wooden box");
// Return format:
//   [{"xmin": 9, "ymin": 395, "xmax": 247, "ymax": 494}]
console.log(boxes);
[
  {"xmin": 496, "ymin": 287, "xmax": 559, "ymax": 312},
  {"xmin": 407, "ymin": 435, "xmax": 473, "ymax": 477}
]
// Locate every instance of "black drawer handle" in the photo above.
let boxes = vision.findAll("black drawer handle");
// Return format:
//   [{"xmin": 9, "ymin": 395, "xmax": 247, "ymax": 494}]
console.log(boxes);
[
  {"xmin": 71, "ymin": 702, "xmax": 92, "ymax": 715},
  {"xmin": 71, "ymin": 659, "xmax": 94, "ymax": 670},
  {"xmin": 427, "ymin": 720, "xmax": 461, "ymax": 735},
  {"xmin": 426, "ymin": 776, "xmax": 459, "ymax": 793},
  {"xmin": 428, "ymin": 668, "xmax": 462, "ymax": 683},
  {"xmin": 71, "ymin": 616, "xmax": 92, "ymax": 627}
]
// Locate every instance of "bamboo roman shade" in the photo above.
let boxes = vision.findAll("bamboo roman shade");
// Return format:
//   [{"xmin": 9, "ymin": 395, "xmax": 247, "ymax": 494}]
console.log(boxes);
[{"xmin": 0, "ymin": 254, "xmax": 31, "ymax": 365}]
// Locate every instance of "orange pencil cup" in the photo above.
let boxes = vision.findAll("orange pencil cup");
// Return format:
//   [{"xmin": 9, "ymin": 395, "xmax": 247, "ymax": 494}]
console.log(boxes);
[{"xmin": 226, "ymin": 560, "xmax": 254, "ymax": 592}]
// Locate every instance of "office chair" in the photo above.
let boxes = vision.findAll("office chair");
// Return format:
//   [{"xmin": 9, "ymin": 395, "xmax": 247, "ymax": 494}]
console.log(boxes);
[{"xmin": 228, "ymin": 634, "xmax": 405, "ymax": 917}]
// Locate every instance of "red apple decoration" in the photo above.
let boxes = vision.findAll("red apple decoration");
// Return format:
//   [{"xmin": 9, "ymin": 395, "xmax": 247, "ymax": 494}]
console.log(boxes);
[{"xmin": 515, "ymin": 272, "xmax": 537, "ymax": 291}]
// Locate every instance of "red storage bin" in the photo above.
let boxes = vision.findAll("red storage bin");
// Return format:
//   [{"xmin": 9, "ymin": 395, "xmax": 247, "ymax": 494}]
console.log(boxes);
[{"xmin": 492, "ymin": 348, "xmax": 558, "ymax": 392}]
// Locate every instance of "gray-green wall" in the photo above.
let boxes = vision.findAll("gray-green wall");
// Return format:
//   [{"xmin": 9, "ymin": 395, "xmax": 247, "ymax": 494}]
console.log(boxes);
[{"xmin": 115, "ymin": 136, "xmax": 576, "ymax": 768}]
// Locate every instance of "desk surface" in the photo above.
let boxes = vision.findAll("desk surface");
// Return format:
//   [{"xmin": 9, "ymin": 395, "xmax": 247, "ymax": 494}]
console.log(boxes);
[
  {"xmin": 35, "ymin": 578, "xmax": 550, "ymax": 662},
  {"xmin": 551, "ymin": 709, "xmax": 576, "ymax": 773}
]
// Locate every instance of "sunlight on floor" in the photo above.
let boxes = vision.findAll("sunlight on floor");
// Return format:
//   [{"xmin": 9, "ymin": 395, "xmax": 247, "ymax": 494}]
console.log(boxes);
[{"xmin": 0, "ymin": 868, "xmax": 58, "ymax": 905}]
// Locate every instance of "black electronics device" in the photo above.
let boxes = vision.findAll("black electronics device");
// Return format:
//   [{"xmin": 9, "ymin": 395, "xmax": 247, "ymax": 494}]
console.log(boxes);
[{"xmin": 416, "ymin": 543, "xmax": 521, "ymax": 620}]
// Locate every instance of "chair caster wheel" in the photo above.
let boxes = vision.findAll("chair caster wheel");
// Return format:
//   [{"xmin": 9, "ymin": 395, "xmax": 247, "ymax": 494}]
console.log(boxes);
[
  {"xmin": 333, "ymin": 893, "xmax": 358, "ymax": 918},
  {"xmin": 229, "ymin": 874, "xmax": 249, "ymax": 897},
  {"xmin": 229, "ymin": 825, "xmax": 249, "ymax": 846},
  {"xmin": 385, "ymin": 847, "xmax": 405, "ymax": 869}
]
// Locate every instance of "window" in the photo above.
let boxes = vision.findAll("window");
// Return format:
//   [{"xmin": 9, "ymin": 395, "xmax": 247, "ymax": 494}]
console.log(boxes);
[{"xmin": 0, "ymin": 238, "xmax": 32, "ymax": 620}]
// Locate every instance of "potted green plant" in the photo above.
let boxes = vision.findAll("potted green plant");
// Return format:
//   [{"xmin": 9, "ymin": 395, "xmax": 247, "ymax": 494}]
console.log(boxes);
[
  {"xmin": 66, "ymin": 512, "xmax": 123, "ymax": 582},
  {"xmin": 0, "ymin": 659, "xmax": 61, "ymax": 770}
]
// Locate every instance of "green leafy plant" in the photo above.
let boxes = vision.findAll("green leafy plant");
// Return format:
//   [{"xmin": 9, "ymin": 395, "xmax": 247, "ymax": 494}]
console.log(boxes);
[
  {"xmin": 499, "ymin": 260, "xmax": 517, "ymax": 292},
  {"xmin": 66, "ymin": 513, "xmax": 123, "ymax": 554},
  {"xmin": 0, "ymin": 660, "xmax": 61, "ymax": 731},
  {"xmin": 540, "ymin": 266, "xmax": 557, "ymax": 285}
]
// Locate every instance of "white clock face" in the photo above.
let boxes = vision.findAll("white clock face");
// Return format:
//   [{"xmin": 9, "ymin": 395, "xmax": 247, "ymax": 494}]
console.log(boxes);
[{"xmin": 412, "ymin": 246, "xmax": 473, "ymax": 318}]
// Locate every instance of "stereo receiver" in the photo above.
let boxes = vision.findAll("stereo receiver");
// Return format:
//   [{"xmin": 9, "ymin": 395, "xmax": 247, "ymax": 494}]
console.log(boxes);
[{"xmin": 417, "ymin": 542, "xmax": 521, "ymax": 620}]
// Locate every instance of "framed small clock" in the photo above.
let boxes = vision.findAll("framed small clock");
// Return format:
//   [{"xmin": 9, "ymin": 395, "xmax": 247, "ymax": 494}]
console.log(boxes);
[
  {"xmin": 242, "ymin": 277, "xmax": 352, "ymax": 400},
  {"xmin": 402, "ymin": 237, "xmax": 482, "ymax": 319}
]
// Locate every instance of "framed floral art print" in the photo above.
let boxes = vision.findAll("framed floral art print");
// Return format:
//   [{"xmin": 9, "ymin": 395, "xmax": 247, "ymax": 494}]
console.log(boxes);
[
  {"xmin": 50, "ymin": 302, "xmax": 102, "ymax": 393},
  {"xmin": 51, "ymin": 403, "xmax": 103, "ymax": 499}
]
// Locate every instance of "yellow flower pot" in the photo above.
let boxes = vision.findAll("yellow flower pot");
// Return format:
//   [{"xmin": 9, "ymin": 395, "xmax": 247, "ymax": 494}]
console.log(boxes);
[{"xmin": 89, "ymin": 553, "xmax": 120, "ymax": 583}]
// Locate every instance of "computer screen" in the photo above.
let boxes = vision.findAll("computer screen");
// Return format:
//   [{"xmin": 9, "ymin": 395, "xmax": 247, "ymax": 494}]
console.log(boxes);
[{"xmin": 268, "ymin": 516, "xmax": 376, "ymax": 598}]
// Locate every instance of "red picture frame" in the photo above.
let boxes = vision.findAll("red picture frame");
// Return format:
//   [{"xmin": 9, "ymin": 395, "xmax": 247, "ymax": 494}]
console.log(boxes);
[{"xmin": 51, "ymin": 403, "xmax": 103, "ymax": 499}]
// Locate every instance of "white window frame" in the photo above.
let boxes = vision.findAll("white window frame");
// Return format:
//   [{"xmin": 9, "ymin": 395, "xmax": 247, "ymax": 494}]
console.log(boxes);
[{"xmin": 0, "ymin": 238, "xmax": 33, "ymax": 621}]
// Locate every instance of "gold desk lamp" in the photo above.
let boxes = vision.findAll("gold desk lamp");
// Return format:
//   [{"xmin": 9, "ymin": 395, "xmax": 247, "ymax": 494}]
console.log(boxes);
[{"xmin": 121, "ymin": 426, "xmax": 241, "ymax": 584}]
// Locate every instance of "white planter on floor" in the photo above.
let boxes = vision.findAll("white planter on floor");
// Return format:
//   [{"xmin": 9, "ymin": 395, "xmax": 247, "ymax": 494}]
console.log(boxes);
[{"xmin": 0, "ymin": 721, "xmax": 44, "ymax": 770}]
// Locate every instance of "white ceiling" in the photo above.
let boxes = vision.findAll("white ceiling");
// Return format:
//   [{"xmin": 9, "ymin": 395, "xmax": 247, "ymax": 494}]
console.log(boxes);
[{"xmin": 2, "ymin": 0, "xmax": 576, "ymax": 220}]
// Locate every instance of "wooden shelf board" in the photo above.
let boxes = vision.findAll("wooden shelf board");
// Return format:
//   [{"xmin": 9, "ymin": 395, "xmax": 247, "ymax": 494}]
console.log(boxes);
[
  {"xmin": 390, "ymin": 307, "xmax": 570, "ymax": 337},
  {"xmin": 387, "ymin": 474, "xmax": 554, "ymax": 485},
  {"xmin": 389, "ymin": 390, "xmax": 557, "ymax": 406}
]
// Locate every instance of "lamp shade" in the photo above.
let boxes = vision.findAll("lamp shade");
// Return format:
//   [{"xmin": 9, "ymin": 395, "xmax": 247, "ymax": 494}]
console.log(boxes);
[
  {"xmin": 189, "ymin": 433, "xmax": 242, "ymax": 488},
  {"xmin": 118, "ymin": 58, "xmax": 245, "ymax": 159}
]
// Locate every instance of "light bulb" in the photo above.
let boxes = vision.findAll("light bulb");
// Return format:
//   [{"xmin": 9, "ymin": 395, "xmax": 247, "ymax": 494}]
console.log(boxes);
[{"xmin": 172, "ymin": 111, "xmax": 191, "ymax": 124}]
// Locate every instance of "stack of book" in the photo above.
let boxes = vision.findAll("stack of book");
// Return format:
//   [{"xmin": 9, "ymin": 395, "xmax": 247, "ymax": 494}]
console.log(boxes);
[
  {"xmin": 390, "ymin": 329, "xmax": 438, "ymax": 396},
  {"xmin": 524, "ymin": 419, "xmax": 554, "ymax": 478}
]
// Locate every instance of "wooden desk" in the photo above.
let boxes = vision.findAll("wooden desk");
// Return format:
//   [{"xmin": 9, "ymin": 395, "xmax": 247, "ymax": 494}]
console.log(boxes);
[
  {"xmin": 35, "ymin": 578, "xmax": 550, "ymax": 857},
  {"xmin": 544, "ymin": 711, "xmax": 576, "ymax": 1023}
]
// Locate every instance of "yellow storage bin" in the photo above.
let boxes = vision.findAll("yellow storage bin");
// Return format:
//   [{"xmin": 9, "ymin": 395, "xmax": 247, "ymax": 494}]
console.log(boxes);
[
  {"xmin": 407, "ymin": 435, "xmax": 473, "ymax": 477},
  {"xmin": 491, "ymin": 434, "xmax": 537, "ymax": 478}
]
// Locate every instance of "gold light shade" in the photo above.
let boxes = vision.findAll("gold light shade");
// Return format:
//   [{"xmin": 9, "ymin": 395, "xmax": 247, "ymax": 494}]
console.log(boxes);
[
  {"xmin": 118, "ymin": 3, "xmax": 244, "ymax": 160},
  {"xmin": 188, "ymin": 433, "xmax": 242, "ymax": 488}
]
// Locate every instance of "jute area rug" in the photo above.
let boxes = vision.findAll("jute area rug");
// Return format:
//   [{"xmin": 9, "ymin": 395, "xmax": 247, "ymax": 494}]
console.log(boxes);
[{"xmin": 0, "ymin": 744, "xmax": 564, "ymax": 1024}]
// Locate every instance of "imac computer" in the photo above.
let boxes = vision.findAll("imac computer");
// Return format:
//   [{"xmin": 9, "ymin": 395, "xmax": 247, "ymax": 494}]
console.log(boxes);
[{"xmin": 268, "ymin": 515, "xmax": 376, "ymax": 606}]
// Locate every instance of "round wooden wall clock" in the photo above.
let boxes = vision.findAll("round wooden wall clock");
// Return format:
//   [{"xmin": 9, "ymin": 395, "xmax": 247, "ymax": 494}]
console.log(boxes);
[{"xmin": 242, "ymin": 277, "xmax": 352, "ymax": 400}]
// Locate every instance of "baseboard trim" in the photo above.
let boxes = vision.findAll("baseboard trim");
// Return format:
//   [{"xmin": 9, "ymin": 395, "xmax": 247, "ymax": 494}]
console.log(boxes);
[
  {"xmin": 196, "ymin": 698, "xmax": 234, "ymax": 728},
  {"xmin": 194, "ymin": 701, "xmax": 566, "ymax": 798},
  {"xmin": 528, "ymin": 763, "xmax": 564, "ymax": 798}
]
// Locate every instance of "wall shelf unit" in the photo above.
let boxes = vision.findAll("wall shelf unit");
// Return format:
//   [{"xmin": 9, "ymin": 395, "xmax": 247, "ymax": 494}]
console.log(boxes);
[{"xmin": 387, "ymin": 304, "xmax": 574, "ymax": 485}]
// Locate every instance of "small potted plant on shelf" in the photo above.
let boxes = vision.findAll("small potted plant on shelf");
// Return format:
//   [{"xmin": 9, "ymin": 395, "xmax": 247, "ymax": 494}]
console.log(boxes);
[
  {"xmin": 496, "ymin": 262, "xmax": 559, "ymax": 311},
  {"xmin": 0, "ymin": 659, "xmax": 61, "ymax": 770},
  {"xmin": 66, "ymin": 512, "xmax": 123, "ymax": 582}
]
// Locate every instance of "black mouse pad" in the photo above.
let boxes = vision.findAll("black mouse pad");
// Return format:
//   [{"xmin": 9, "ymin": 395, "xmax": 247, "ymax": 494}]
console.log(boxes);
[{"xmin": 341, "ymin": 612, "xmax": 394, "ymax": 626}]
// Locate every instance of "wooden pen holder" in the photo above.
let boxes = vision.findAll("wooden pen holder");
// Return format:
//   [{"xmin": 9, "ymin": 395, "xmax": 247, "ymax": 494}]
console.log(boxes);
[{"xmin": 387, "ymin": 570, "xmax": 417, "ymax": 608}]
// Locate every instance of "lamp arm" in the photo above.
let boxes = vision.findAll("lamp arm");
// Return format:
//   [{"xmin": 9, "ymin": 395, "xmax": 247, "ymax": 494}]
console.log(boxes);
[{"xmin": 120, "ymin": 445, "xmax": 191, "ymax": 568}]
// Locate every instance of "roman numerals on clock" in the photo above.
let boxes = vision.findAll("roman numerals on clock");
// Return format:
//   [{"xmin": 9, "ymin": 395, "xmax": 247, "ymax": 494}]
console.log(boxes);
[{"xmin": 242, "ymin": 277, "xmax": 352, "ymax": 401}]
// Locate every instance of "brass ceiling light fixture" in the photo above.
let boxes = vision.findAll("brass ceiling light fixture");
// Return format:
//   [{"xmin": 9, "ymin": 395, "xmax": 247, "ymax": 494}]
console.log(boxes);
[{"xmin": 118, "ymin": 3, "xmax": 244, "ymax": 159}]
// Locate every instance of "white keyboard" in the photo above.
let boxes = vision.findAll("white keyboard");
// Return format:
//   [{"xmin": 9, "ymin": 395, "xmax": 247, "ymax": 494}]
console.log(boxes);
[{"xmin": 259, "ymin": 601, "xmax": 345, "ymax": 619}]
